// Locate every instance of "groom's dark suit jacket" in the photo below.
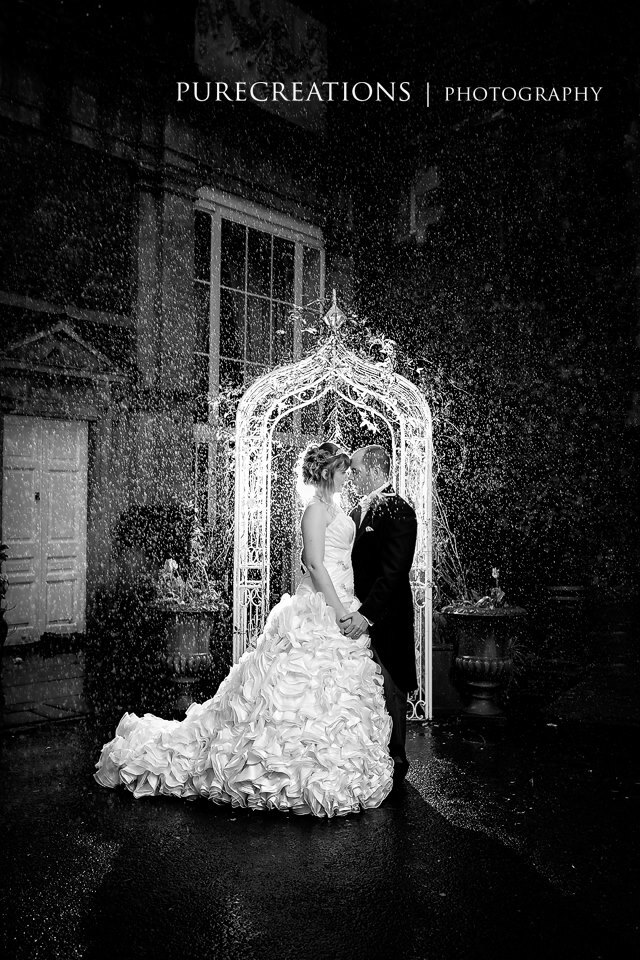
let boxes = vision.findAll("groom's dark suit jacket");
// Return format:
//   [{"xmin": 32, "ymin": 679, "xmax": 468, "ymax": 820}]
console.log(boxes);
[{"xmin": 350, "ymin": 486, "xmax": 418, "ymax": 693}]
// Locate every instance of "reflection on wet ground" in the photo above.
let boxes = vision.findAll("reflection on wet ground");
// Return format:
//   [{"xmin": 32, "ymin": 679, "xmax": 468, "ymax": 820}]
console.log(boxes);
[
  {"xmin": 1, "ymin": 716, "xmax": 638, "ymax": 959},
  {"xmin": 407, "ymin": 718, "xmax": 640, "ymax": 944}
]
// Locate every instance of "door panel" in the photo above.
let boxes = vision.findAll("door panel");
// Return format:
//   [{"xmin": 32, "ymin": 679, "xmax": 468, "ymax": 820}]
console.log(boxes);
[
  {"xmin": 2, "ymin": 417, "xmax": 42, "ymax": 637},
  {"xmin": 42, "ymin": 419, "xmax": 87, "ymax": 633},
  {"xmin": 44, "ymin": 577, "xmax": 78, "ymax": 630}
]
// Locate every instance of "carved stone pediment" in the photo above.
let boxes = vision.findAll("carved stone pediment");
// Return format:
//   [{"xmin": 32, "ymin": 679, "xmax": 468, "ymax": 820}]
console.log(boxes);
[{"xmin": 1, "ymin": 321, "xmax": 122, "ymax": 380}]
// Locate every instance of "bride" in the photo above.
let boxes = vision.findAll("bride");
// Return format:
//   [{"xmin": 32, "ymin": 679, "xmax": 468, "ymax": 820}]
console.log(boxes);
[{"xmin": 94, "ymin": 441, "xmax": 394, "ymax": 817}]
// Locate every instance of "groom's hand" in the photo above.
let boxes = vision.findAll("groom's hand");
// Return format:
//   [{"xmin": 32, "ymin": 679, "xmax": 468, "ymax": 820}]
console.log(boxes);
[{"xmin": 340, "ymin": 610, "xmax": 368, "ymax": 639}]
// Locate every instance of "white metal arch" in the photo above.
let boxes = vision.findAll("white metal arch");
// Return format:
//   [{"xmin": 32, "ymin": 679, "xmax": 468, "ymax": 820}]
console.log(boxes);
[{"xmin": 233, "ymin": 298, "xmax": 434, "ymax": 718}]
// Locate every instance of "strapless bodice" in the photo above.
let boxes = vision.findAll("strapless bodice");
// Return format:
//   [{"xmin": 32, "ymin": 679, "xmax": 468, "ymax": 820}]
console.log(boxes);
[{"xmin": 297, "ymin": 508, "xmax": 357, "ymax": 607}]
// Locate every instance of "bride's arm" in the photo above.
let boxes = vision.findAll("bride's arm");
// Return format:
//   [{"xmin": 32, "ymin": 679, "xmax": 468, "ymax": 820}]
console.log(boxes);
[{"xmin": 301, "ymin": 502, "xmax": 349, "ymax": 622}]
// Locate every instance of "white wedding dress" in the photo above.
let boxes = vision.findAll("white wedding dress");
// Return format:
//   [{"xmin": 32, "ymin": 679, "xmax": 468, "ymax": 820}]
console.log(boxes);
[{"xmin": 94, "ymin": 507, "xmax": 394, "ymax": 817}]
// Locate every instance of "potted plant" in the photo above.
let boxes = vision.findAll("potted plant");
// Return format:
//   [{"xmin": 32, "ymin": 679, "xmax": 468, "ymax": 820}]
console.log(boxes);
[
  {"xmin": 154, "ymin": 514, "xmax": 229, "ymax": 714},
  {"xmin": 443, "ymin": 567, "xmax": 527, "ymax": 718}
]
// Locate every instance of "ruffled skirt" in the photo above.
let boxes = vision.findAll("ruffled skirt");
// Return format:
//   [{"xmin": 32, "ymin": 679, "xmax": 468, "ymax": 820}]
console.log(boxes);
[{"xmin": 94, "ymin": 591, "xmax": 394, "ymax": 817}]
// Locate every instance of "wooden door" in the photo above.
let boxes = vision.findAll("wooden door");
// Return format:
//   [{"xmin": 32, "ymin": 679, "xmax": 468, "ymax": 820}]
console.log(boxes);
[{"xmin": 2, "ymin": 416, "xmax": 88, "ymax": 641}]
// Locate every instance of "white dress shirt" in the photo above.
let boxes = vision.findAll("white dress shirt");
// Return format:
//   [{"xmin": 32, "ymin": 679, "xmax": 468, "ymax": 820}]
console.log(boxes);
[{"xmin": 358, "ymin": 481, "xmax": 391, "ymax": 524}]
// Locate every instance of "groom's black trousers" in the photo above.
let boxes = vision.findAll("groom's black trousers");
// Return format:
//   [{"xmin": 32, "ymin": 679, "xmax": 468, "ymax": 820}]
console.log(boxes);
[{"xmin": 372, "ymin": 649, "xmax": 408, "ymax": 764}]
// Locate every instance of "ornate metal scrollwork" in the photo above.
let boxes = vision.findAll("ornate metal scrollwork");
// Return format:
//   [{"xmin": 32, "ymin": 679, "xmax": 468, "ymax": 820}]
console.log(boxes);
[{"xmin": 233, "ymin": 296, "xmax": 434, "ymax": 718}]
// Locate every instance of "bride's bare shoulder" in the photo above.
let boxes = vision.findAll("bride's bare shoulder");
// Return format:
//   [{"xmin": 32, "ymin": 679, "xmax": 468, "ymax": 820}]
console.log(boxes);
[{"xmin": 302, "ymin": 499, "xmax": 331, "ymax": 527}]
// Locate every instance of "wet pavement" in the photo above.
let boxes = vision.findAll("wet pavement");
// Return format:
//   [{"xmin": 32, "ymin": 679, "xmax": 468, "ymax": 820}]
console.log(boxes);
[{"xmin": 1, "ymin": 715, "xmax": 638, "ymax": 960}]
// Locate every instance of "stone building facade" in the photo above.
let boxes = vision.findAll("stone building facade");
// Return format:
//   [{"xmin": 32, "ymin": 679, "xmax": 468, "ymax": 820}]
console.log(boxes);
[
  {"xmin": 0, "ymin": 1, "xmax": 352, "ymax": 650},
  {"xmin": 0, "ymin": 2, "xmax": 357, "ymax": 718}
]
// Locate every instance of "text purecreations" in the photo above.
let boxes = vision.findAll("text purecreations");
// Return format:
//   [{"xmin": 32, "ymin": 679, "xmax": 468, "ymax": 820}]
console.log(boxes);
[{"xmin": 176, "ymin": 82, "xmax": 603, "ymax": 104}]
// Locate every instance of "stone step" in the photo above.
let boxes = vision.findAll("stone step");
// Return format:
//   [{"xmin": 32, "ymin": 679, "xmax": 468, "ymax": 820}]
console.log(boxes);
[
  {"xmin": 2, "ymin": 652, "xmax": 85, "ymax": 686},
  {"xmin": 2, "ymin": 692, "xmax": 87, "ymax": 728},
  {"xmin": 3, "ymin": 675, "xmax": 84, "ymax": 707}
]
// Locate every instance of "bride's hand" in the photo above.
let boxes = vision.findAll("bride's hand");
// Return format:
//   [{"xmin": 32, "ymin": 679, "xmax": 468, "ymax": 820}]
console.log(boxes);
[
  {"xmin": 337, "ymin": 609, "xmax": 351, "ymax": 633},
  {"xmin": 341, "ymin": 610, "xmax": 368, "ymax": 639}
]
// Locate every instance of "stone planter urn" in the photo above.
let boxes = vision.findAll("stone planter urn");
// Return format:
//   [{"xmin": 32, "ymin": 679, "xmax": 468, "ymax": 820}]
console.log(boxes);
[
  {"xmin": 161, "ymin": 607, "xmax": 217, "ymax": 715},
  {"xmin": 445, "ymin": 607, "xmax": 528, "ymax": 718}
]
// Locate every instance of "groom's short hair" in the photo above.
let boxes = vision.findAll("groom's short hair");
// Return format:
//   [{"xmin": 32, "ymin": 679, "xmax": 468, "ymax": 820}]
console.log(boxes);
[{"xmin": 362, "ymin": 445, "xmax": 391, "ymax": 477}]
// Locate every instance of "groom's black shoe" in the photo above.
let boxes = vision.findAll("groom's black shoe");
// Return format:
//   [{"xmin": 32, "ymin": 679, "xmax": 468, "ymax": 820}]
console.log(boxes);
[{"xmin": 392, "ymin": 758, "xmax": 410, "ymax": 782}]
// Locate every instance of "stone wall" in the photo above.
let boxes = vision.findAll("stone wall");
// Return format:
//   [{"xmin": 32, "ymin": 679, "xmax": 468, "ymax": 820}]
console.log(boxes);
[{"xmin": 0, "ymin": 2, "xmax": 351, "ymax": 706}]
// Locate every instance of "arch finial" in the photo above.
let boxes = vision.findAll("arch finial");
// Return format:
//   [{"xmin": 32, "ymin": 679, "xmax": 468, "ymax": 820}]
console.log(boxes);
[{"xmin": 323, "ymin": 290, "xmax": 346, "ymax": 334}]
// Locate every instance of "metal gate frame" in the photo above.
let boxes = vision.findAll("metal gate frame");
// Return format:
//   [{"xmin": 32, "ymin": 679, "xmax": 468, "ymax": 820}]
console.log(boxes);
[{"xmin": 233, "ymin": 299, "xmax": 434, "ymax": 718}]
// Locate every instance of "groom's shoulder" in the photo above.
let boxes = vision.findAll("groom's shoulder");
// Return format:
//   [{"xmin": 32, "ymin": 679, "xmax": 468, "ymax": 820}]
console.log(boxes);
[{"xmin": 380, "ymin": 490, "xmax": 416, "ymax": 520}]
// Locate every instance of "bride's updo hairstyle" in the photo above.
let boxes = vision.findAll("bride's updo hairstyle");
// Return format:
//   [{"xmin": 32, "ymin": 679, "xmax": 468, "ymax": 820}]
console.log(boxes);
[{"xmin": 297, "ymin": 440, "xmax": 351, "ymax": 503}]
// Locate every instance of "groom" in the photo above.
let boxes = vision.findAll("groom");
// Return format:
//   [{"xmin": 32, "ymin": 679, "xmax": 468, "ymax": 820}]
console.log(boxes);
[{"xmin": 340, "ymin": 445, "xmax": 418, "ymax": 781}]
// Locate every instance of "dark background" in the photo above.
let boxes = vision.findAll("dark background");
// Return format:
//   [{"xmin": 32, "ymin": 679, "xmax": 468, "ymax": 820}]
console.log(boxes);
[{"xmin": 1, "ymin": 0, "xmax": 638, "ymax": 639}]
